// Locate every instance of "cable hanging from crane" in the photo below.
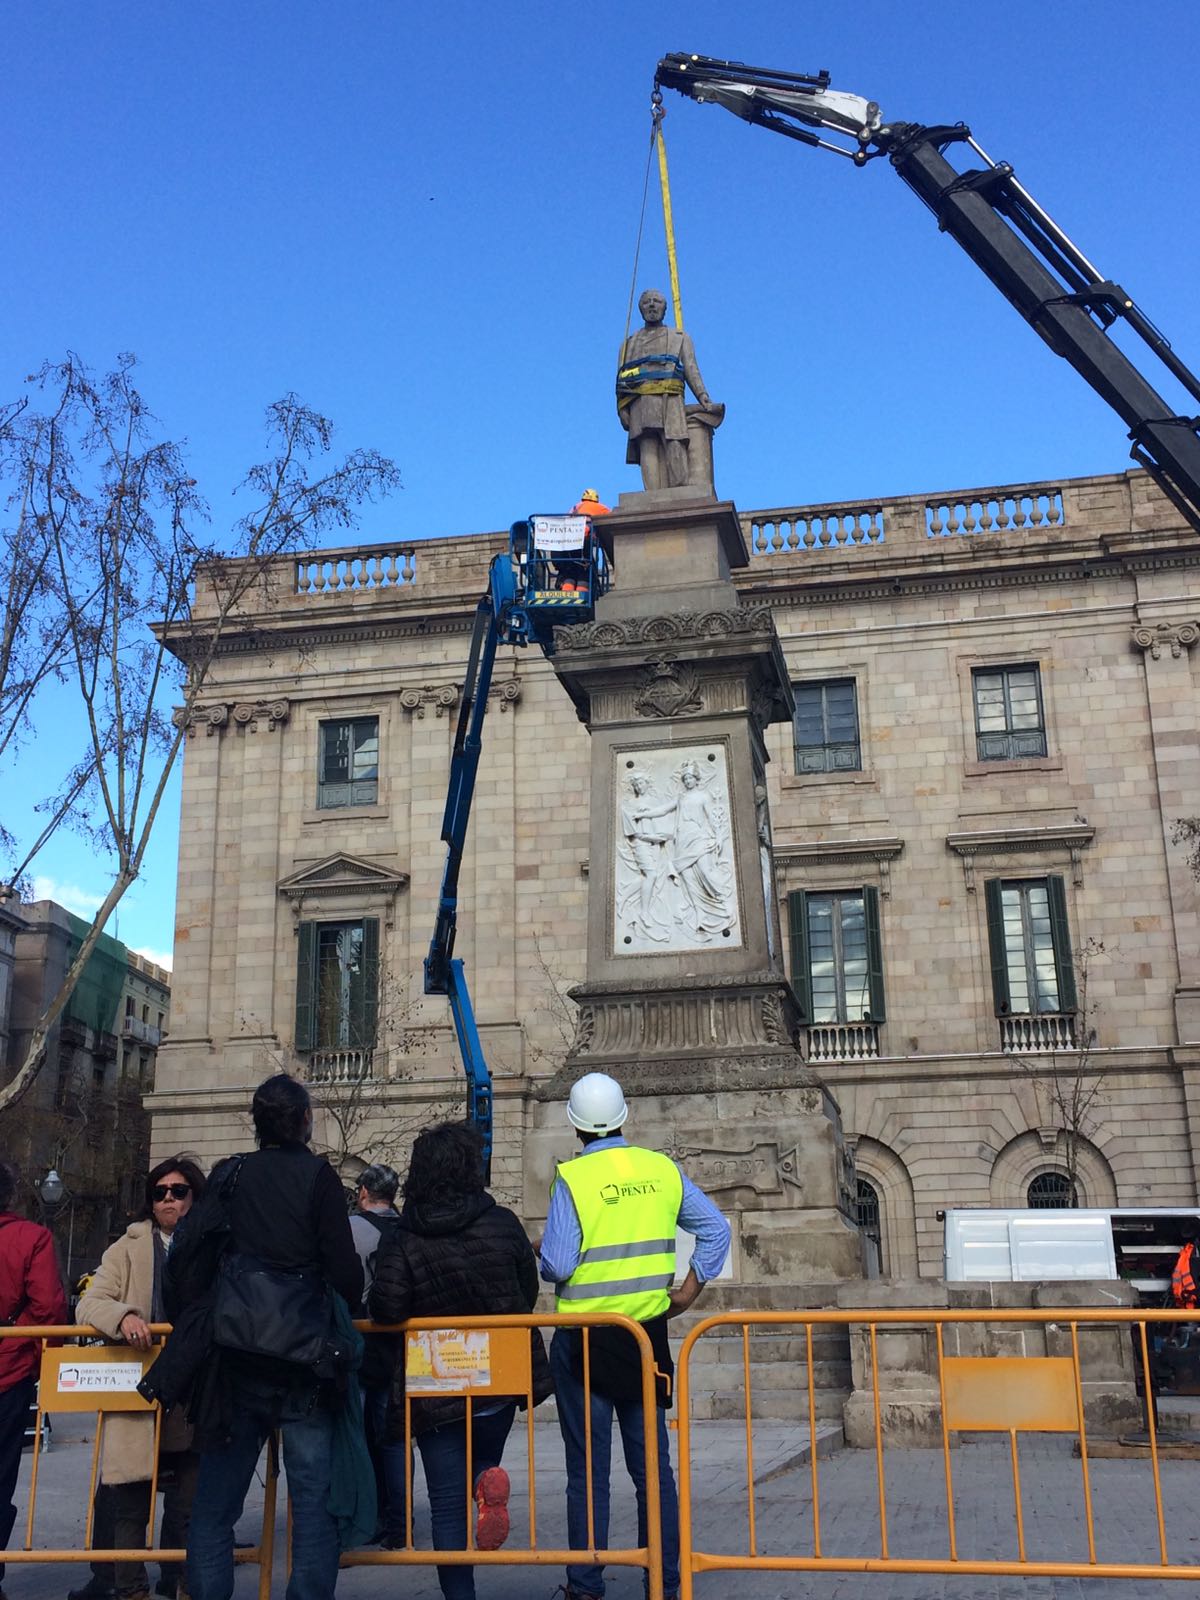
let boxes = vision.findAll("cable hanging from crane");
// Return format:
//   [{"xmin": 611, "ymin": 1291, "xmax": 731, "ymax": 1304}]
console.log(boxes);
[{"xmin": 622, "ymin": 86, "xmax": 685, "ymax": 347}]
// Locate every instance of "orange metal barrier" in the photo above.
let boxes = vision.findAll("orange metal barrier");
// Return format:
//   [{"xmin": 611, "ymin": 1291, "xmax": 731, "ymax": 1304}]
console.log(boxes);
[
  {"xmin": 674, "ymin": 1307, "xmax": 1199, "ymax": 1598},
  {"xmin": 343, "ymin": 1313, "xmax": 665, "ymax": 1599},
  {"xmin": 0, "ymin": 1315, "xmax": 664, "ymax": 1600},
  {"xmin": 3, "ymin": 1325, "xmax": 275, "ymax": 1600}
]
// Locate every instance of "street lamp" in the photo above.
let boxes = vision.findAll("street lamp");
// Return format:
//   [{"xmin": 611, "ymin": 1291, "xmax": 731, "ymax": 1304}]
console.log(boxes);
[
  {"xmin": 37, "ymin": 1169, "xmax": 78, "ymax": 1282},
  {"xmin": 38, "ymin": 1169, "xmax": 65, "ymax": 1207}
]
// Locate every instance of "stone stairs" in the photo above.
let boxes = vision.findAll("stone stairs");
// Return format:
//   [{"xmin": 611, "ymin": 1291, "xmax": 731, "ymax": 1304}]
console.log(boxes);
[{"xmin": 674, "ymin": 1311, "xmax": 851, "ymax": 1424}]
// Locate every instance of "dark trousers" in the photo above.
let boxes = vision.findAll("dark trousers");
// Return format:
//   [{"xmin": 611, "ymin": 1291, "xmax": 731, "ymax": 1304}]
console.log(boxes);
[
  {"xmin": 549, "ymin": 1330, "xmax": 680, "ymax": 1599},
  {"xmin": 0, "ymin": 1377, "xmax": 36, "ymax": 1581},
  {"xmin": 415, "ymin": 1404, "xmax": 516, "ymax": 1600},
  {"xmin": 87, "ymin": 1452, "xmax": 200, "ymax": 1594}
]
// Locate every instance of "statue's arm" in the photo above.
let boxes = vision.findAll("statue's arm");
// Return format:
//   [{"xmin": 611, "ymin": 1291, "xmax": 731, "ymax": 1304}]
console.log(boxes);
[
  {"xmin": 636, "ymin": 796, "xmax": 678, "ymax": 821},
  {"xmin": 679, "ymin": 331, "xmax": 712, "ymax": 406}
]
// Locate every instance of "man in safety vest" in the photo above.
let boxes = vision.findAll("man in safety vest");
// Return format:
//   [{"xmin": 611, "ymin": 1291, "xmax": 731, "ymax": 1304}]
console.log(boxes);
[
  {"xmin": 539, "ymin": 1072, "xmax": 730, "ymax": 1600},
  {"xmin": 1170, "ymin": 1238, "xmax": 1198, "ymax": 1309}
]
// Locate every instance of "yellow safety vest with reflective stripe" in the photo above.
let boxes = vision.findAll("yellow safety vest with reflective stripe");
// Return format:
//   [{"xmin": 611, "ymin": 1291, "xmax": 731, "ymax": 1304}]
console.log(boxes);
[{"xmin": 553, "ymin": 1145, "xmax": 682, "ymax": 1322}]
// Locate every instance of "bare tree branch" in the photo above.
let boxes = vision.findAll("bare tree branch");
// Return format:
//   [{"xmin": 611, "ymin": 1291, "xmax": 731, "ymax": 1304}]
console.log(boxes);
[
  {"xmin": 0, "ymin": 354, "xmax": 400, "ymax": 1113},
  {"xmin": 1015, "ymin": 939, "xmax": 1108, "ymax": 1203}
]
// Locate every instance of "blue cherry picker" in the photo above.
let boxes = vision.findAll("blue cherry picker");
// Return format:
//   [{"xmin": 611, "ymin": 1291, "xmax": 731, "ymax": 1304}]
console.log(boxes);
[{"xmin": 424, "ymin": 514, "xmax": 611, "ymax": 1176}]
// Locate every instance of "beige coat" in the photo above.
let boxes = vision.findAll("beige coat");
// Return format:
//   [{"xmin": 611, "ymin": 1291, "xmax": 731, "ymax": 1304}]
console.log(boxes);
[{"xmin": 76, "ymin": 1221, "xmax": 193, "ymax": 1484}]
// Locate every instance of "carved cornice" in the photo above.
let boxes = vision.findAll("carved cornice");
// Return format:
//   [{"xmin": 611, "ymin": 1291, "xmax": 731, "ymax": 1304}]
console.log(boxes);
[
  {"xmin": 277, "ymin": 852, "xmax": 408, "ymax": 903},
  {"xmin": 946, "ymin": 824, "xmax": 1095, "ymax": 892},
  {"xmin": 773, "ymin": 837, "xmax": 904, "ymax": 897},
  {"xmin": 1130, "ymin": 620, "xmax": 1199, "ymax": 660},
  {"xmin": 173, "ymin": 698, "xmax": 290, "ymax": 736},
  {"xmin": 555, "ymin": 606, "xmax": 774, "ymax": 652}
]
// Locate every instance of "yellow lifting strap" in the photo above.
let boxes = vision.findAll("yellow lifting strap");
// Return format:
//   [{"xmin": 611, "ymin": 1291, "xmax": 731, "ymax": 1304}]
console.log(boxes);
[
  {"xmin": 654, "ymin": 114, "xmax": 684, "ymax": 330},
  {"xmin": 623, "ymin": 90, "xmax": 685, "ymax": 348}
]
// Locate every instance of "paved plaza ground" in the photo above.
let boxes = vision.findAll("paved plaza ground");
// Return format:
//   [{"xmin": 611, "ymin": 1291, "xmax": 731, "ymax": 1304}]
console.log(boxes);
[{"xmin": 7, "ymin": 1418, "xmax": 1197, "ymax": 1600}]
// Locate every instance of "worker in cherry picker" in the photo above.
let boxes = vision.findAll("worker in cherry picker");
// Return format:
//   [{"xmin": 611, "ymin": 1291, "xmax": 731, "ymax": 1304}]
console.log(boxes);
[
  {"xmin": 555, "ymin": 488, "xmax": 611, "ymax": 593},
  {"xmin": 1171, "ymin": 1234, "xmax": 1198, "ymax": 1310}
]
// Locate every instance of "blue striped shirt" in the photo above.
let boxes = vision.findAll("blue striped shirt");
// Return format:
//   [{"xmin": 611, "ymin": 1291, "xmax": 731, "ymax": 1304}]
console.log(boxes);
[{"xmin": 538, "ymin": 1135, "xmax": 731, "ymax": 1287}]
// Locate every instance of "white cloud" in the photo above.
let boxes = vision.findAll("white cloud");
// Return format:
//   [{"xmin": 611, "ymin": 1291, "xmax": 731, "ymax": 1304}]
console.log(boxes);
[
  {"xmin": 31, "ymin": 875, "xmax": 105, "ymax": 918},
  {"xmin": 133, "ymin": 946, "xmax": 174, "ymax": 973}
]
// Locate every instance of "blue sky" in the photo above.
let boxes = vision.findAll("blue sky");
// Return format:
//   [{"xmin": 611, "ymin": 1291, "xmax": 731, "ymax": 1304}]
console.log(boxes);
[{"xmin": 4, "ymin": 0, "xmax": 1199, "ymax": 966}]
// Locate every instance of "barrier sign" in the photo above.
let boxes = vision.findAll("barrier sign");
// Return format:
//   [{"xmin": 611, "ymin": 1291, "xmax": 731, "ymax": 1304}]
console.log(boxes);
[
  {"xmin": 40, "ymin": 1345, "xmax": 158, "ymax": 1412},
  {"xmin": 405, "ymin": 1326, "xmax": 532, "ymax": 1394},
  {"xmin": 531, "ymin": 514, "xmax": 589, "ymax": 551}
]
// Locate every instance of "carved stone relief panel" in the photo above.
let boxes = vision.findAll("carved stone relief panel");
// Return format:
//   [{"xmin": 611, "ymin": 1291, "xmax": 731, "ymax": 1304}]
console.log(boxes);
[{"xmin": 612, "ymin": 742, "xmax": 742, "ymax": 955}]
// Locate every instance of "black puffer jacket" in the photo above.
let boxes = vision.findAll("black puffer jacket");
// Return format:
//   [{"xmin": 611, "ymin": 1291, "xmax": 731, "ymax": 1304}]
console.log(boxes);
[{"xmin": 369, "ymin": 1190, "xmax": 553, "ymax": 1437}]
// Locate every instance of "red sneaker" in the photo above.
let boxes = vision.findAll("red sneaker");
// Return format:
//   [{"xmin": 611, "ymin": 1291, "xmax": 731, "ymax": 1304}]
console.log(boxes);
[{"xmin": 474, "ymin": 1465, "xmax": 511, "ymax": 1550}]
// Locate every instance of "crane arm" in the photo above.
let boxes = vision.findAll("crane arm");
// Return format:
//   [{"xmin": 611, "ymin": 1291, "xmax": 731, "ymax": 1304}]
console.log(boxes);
[{"xmin": 656, "ymin": 53, "xmax": 1200, "ymax": 532}]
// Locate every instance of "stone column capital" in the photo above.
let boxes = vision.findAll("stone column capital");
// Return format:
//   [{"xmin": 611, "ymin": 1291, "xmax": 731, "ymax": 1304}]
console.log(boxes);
[{"xmin": 1130, "ymin": 620, "xmax": 1200, "ymax": 660}]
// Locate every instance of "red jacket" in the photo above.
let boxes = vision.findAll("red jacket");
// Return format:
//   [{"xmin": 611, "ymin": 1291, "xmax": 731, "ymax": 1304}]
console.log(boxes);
[{"xmin": 0, "ymin": 1213, "xmax": 68, "ymax": 1390}]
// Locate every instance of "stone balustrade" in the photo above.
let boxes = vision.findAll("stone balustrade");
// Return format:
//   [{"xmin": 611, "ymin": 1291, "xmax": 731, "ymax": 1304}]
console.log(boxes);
[
  {"xmin": 305, "ymin": 1047, "xmax": 374, "ymax": 1084},
  {"xmin": 1000, "ymin": 1013, "xmax": 1077, "ymax": 1054},
  {"xmin": 807, "ymin": 1022, "xmax": 881, "ymax": 1062},
  {"xmin": 295, "ymin": 547, "xmax": 417, "ymax": 593},
  {"xmin": 191, "ymin": 469, "xmax": 1185, "ymax": 618}
]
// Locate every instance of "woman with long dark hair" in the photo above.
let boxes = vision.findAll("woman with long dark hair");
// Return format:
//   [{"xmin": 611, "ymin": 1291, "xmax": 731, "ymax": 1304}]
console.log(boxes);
[{"xmin": 370, "ymin": 1122, "xmax": 552, "ymax": 1600}]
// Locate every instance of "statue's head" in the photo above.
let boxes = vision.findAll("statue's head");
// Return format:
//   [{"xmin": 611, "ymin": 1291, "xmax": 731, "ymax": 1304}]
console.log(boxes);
[
  {"xmin": 679, "ymin": 760, "xmax": 701, "ymax": 789},
  {"xmin": 638, "ymin": 289, "xmax": 667, "ymax": 326},
  {"xmin": 630, "ymin": 769, "xmax": 651, "ymax": 794}
]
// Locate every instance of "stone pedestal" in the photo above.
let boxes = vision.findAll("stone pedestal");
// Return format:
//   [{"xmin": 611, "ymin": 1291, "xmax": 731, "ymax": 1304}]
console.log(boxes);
[
  {"xmin": 839, "ymin": 1280, "xmax": 1143, "ymax": 1446},
  {"xmin": 528, "ymin": 492, "xmax": 864, "ymax": 1287}
]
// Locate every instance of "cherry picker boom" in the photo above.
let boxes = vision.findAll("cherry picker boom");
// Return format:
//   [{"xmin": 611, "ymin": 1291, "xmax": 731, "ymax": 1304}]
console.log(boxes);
[
  {"xmin": 654, "ymin": 53, "xmax": 1200, "ymax": 534},
  {"xmin": 424, "ymin": 515, "xmax": 610, "ymax": 1175}
]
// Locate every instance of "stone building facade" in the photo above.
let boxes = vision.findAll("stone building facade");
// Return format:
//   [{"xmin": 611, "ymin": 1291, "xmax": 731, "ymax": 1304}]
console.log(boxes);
[
  {"xmin": 4, "ymin": 901, "xmax": 171, "ymax": 1272},
  {"xmin": 150, "ymin": 469, "xmax": 1200, "ymax": 1280}
]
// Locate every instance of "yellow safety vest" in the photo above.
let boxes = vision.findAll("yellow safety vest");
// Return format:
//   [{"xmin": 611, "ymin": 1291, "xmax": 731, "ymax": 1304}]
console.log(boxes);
[{"xmin": 553, "ymin": 1145, "xmax": 683, "ymax": 1322}]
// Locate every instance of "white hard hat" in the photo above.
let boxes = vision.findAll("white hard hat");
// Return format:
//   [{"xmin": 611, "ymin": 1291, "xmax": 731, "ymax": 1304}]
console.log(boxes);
[{"xmin": 567, "ymin": 1072, "xmax": 628, "ymax": 1135}]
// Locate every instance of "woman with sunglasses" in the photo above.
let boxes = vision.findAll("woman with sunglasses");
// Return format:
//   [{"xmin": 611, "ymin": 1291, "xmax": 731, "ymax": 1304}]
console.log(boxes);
[{"xmin": 74, "ymin": 1156, "xmax": 207, "ymax": 1600}]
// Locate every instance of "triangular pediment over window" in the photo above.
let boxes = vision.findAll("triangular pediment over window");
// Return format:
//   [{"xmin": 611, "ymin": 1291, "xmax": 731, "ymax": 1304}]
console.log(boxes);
[{"xmin": 277, "ymin": 853, "xmax": 409, "ymax": 901}]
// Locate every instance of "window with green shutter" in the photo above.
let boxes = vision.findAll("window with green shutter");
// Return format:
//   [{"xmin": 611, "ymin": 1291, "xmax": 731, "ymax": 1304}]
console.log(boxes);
[
  {"xmin": 787, "ymin": 887, "xmax": 886, "ymax": 1022},
  {"xmin": 984, "ymin": 876, "xmax": 1074, "ymax": 1015},
  {"xmin": 294, "ymin": 917, "xmax": 380, "ymax": 1050}
]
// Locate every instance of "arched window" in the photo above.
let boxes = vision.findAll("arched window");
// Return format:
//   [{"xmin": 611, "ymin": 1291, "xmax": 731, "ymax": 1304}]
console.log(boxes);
[
  {"xmin": 856, "ymin": 1177, "xmax": 882, "ymax": 1247},
  {"xmin": 1026, "ymin": 1170, "xmax": 1078, "ymax": 1209}
]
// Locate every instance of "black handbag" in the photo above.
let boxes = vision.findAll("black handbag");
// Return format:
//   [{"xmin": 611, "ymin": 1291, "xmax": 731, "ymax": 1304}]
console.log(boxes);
[{"xmin": 211, "ymin": 1250, "xmax": 333, "ymax": 1366}]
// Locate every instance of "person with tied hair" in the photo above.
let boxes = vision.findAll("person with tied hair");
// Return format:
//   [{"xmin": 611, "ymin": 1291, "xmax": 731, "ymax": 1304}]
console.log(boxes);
[
  {"xmin": 0, "ymin": 1158, "xmax": 67, "ymax": 1600},
  {"xmin": 75, "ymin": 1156, "xmax": 207, "ymax": 1600},
  {"xmin": 370, "ymin": 1122, "xmax": 552, "ymax": 1600},
  {"xmin": 173, "ymin": 1073, "xmax": 363, "ymax": 1600}
]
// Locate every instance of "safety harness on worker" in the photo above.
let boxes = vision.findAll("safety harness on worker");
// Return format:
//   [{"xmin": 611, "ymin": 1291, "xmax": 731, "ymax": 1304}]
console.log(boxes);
[
  {"xmin": 553, "ymin": 1145, "xmax": 682, "ymax": 1321},
  {"xmin": 1171, "ymin": 1240, "xmax": 1198, "ymax": 1308}
]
